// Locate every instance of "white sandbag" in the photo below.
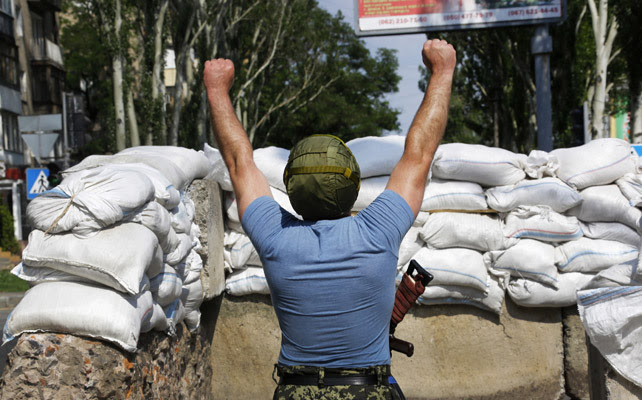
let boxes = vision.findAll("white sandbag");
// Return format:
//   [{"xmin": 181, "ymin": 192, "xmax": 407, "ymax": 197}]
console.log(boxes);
[
  {"xmin": 95, "ymin": 163, "xmax": 180, "ymax": 210},
  {"xmin": 225, "ymin": 267, "xmax": 270, "ymax": 296},
  {"xmin": 171, "ymin": 200, "xmax": 193, "ymax": 234},
  {"xmin": 182, "ymin": 250, "xmax": 203, "ymax": 285},
  {"xmin": 616, "ymin": 173, "xmax": 642, "ymax": 207},
  {"xmin": 164, "ymin": 233, "xmax": 195, "ymax": 266},
  {"xmin": 163, "ymin": 299, "xmax": 186, "ymax": 336},
  {"xmin": 184, "ymin": 310, "xmax": 201, "ymax": 331},
  {"xmin": 485, "ymin": 177, "xmax": 581, "ymax": 212},
  {"xmin": 414, "ymin": 211, "xmax": 430, "ymax": 227},
  {"xmin": 485, "ymin": 239, "xmax": 558, "ymax": 288},
  {"xmin": 141, "ymin": 302, "xmax": 169, "ymax": 333},
  {"xmin": 62, "ymin": 153, "xmax": 190, "ymax": 191},
  {"xmin": 431, "ymin": 143, "xmax": 527, "ymax": 187},
  {"xmin": 254, "ymin": 146, "xmax": 290, "ymax": 192},
  {"xmin": 181, "ymin": 279, "xmax": 203, "ymax": 314},
  {"xmin": 398, "ymin": 226, "xmax": 424, "ymax": 268},
  {"xmin": 203, "ymin": 144, "xmax": 233, "ymax": 191},
  {"xmin": 27, "ymin": 166, "xmax": 156, "ymax": 238},
  {"xmin": 11, "ymin": 263, "xmax": 87, "ymax": 286},
  {"xmin": 417, "ymin": 274, "xmax": 505, "ymax": 315},
  {"xmin": 550, "ymin": 138, "xmax": 637, "ymax": 190},
  {"xmin": 422, "ymin": 179, "xmax": 487, "ymax": 211},
  {"xmin": 224, "ymin": 231, "xmax": 261, "ymax": 269},
  {"xmin": 407, "ymin": 247, "xmax": 489, "ymax": 293},
  {"xmin": 346, "ymin": 135, "xmax": 406, "ymax": 178},
  {"xmin": 2, "ymin": 282, "xmax": 154, "ymax": 352},
  {"xmin": 579, "ymin": 221, "xmax": 641, "ymax": 247},
  {"xmin": 118, "ymin": 145, "xmax": 211, "ymax": 184},
  {"xmin": 225, "ymin": 187, "xmax": 301, "ymax": 224},
  {"xmin": 567, "ymin": 185, "xmax": 642, "ymax": 230},
  {"xmin": 420, "ymin": 212, "xmax": 517, "ymax": 251},
  {"xmin": 150, "ymin": 264, "xmax": 183, "ymax": 306},
  {"xmin": 502, "ymin": 206, "xmax": 582, "ymax": 243},
  {"xmin": 582, "ymin": 261, "xmax": 641, "ymax": 289},
  {"xmin": 578, "ymin": 286, "xmax": 642, "ymax": 387},
  {"xmin": 353, "ymin": 176, "xmax": 388, "ymax": 211},
  {"xmin": 507, "ymin": 272, "xmax": 594, "ymax": 308},
  {"xmin": 22, "ymin": 224, "xmax": 162, "ymax": 295},
  {"xmin": 554, "ymin": 238, "xmax": 638, "ymax": 273},
  {"xmin": 524, "ymin": 149, "xmax": 559, "ymax": 179},
  {"xmin": 128, "ymin": 201, "xmax": 174, "ymax": 251}
]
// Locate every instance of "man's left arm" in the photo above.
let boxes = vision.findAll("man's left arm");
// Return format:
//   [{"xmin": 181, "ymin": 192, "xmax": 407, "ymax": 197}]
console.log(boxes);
[{"xmin": 204, "ymin": 59, "xmax": 271, "ymax": 220}]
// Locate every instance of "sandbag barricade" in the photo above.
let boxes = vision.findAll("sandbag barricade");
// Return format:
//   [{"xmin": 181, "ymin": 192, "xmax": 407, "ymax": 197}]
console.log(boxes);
[{"xmin": 4, "ymin": 146, "xmax": 209, "ymax": 353}]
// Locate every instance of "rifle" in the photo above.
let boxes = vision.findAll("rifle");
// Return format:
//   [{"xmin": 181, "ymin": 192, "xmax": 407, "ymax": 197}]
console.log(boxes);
[{"xmin": 390, "ymin": 259, "xmax": 433, "ymax": 357}]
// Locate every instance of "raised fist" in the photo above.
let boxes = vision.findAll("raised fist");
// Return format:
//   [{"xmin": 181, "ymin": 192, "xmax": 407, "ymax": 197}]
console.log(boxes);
[
  {"xmin": 422, "ymin": 39, "xmax": 456, "ymax": 75},
  {"xmin": 203, "ymin": 58, "xmax": 235, "ymax": 94}
]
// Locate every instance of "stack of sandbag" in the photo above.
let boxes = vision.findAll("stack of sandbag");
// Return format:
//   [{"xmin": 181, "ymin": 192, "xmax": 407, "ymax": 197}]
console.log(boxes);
[{"xmin": 4, "ymin": 146, "xmax": 210, "ymax": 352}]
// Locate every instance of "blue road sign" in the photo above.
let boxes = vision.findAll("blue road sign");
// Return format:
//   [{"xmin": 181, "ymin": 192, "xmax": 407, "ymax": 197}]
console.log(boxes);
[
  {"xmin": 632, "ymin": 145, "xmax": 642, "ymax": 157},
  {"xmin": 26, "ymin": 168, "xmax": 49, "ymax": 200}
]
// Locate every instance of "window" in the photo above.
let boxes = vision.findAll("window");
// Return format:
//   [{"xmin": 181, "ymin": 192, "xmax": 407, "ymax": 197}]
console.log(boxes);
[
  {"xmin": 0, "ymin": 0, "xmax": 12, "ymax": 17},
  {"xmin": 32, "ymin": 13, "xmax": 45, "ymax": 58},
  {"xmin": 0, "ymin": 42, "xmax": 18, "ymax": 86},
  {"xmin": 1, "ymin": 110, "xmax": 22, "ymax": 153}
]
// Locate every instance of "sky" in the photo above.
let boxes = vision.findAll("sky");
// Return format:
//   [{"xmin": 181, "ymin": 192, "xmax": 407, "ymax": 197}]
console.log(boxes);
[{"xmin": 318, "ymin": 0, "xmax": 428, "ymax": 136}]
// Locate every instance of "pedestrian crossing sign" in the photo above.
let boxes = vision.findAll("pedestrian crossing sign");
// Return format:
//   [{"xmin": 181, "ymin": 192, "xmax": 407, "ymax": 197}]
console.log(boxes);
[{"xmin": 26, "ymin": 168, "xmax": 50, "ymax": 200}]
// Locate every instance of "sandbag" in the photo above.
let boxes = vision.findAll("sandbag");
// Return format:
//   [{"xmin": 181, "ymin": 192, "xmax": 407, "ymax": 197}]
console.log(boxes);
[
  {"xmin": 398, "ymin": 227, "xmax": 424, "ymax": 268},
  {"xmin": 225, "ymin": 187, "xmax": 301, "ymax": 224},
  {"xmin": 549, "ymin": 138, "xmax": 637, "ymax": 190},
  {"xmin": 2, "ymin": 282, "xmax": 156, "ymax": 352},
  {"xmin": 578, "ymin": 286, "xmax": 642, "ymax": 387},
  {"xmin": 580, "ymin": 221, "xmax": 641, "ymax": 247},
  {"xmin": 27, "ymin": 166, "xmax": 156, "ymax": 238},
  {"xmin": 164, "ymin": 233, "xmax": 195, "ymax": 266},
  {"xmin": 485, "ymin": 239, "xmax": 558, "ymax": 288},
  {"xmin": 554, "ymin": 238, "xmax": 638, "ymax": 273},
  {"xmin": 422, "ymin": 179, "xmax": 487, "ymax": 211},
  {"xmin": 118, "ymin": 145, "xmax": 211, "ymax": 185},
  {"xmin": 225, "ymin": 267, "xmax": 270, "ymax": 296},
  {"xmin": 181, "ymin": 279, "xmax": 203, "ymax": 315},
  {"xmin": 431, "ymin": 143, "xmax": 527, "ymax": 187},
  {"xmin": 353, "ymin": 176, "xmax": 388, "ymax": 211},
  {"xmin": 417, "ymin": 275, "xmax": 505, "ymax": 315},
  {"xmin": 567, "ymin": 185, "xmax": 642, "ymax": 230},
  {"xmin": 182, "ymin": 250, "xmax": 203, "ymax": 285},
  {"xmin": 94, "ymin": 162, "xmax": 180, "ymax": 210},
  {"xmin": 224, "ymin": 231, "xmax": 261, "ymax": 270},
  {"xmin": 254, "ymin": 146, "xmax": 290, "ymax": 192},
  {"xmin": 171, "ymin": 199, "xmax": 194, "ymax": 234},
  {"xmin": 485, "ymin": 177, "xmax": 581, "ymax": 212},
  {"xmin": 582, "ymin": 261, "xmax": 641, "ymax": 289},
  {"xmin": 616, "ymin": 173, "xmax": 642, "ymax": 207},
  {"xmin": 346, "ymin": 135, "xmax": 406, "ymax": 179},
  {"xmin": 184, "ymin": 310, "xmax": 201, "ymax": 331},
  {"xmin": 150, "ymin": 264, "xmax": 183, "ymax": 306},
  {"xmin": 407, "ymin": 247, "xmax": 489, "ymax": 293},
  {"xmin": 129, "ymin": 201, "xmax": 175, "ymax": 252},
  {"xmin": 524, "ymin": 149, "xmax": 559, "ymax": 179},
  {"xmin": 22, "ymin": 224, "xmax": 162, "ymax": 295},
  {"xmin": 163, "ymin": 299, "xmax": 186, "ymax": 336},
  {"xmin": 507, "ymin": 272, "xmax": 594, "ymax": 308},
  {"xmin": 203, "ymin": 144, "xmax": 233, "ymax": 191},
  {"xmin": 420, "ymin": 212, "xmax": 517, "ymax": 251},
  {"xmin": 502, "ymin": 206, "xmax": 582, "ymax": 242},
  {"xmin": 62, "ymin": 153, "xmax": 190, "ymax": 191}
]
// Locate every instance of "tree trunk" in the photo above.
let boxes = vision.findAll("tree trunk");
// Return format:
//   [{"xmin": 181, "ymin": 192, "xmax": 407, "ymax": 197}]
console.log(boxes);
[
  {"xmin": 112, "ymin": 0, "xmax": 126, "ymax": 151},
  {"xmin": 127, "ymin": 90, "xmax": 140, "ymax": 147},
  {"xmin": 587, "ymin": 0, "xmax": 618, "ymax": 139},
  {"xmin": 151, "ymin": 0, "xmax": 169, "ymax": 145}
]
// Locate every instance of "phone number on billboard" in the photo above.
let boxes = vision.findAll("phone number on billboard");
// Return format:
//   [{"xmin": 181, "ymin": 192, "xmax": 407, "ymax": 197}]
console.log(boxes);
[
  {"xmin": 443, "ymin": 11, "xmax": 494, "ymax": 21},
  {"xmin": 378, "ymin": 16, "xmax": 428, "ymax": 25},
  {"xmin": 508, "ymin": 7, "xmax": 560, "ymax": 16}
]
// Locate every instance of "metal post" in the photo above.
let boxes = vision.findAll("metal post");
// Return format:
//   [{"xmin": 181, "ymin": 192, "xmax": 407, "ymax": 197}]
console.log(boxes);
[
  {"xmin": 62, "ymin": 92, "xmax": 70, "ymax": 169},
  {"xmin": 531, "ymin": 24, "xmax": 553, "ymax": 151}
]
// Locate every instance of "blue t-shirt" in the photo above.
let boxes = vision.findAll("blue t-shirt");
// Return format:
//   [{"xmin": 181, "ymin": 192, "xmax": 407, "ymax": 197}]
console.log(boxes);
[{"xmin": 241, "ymin": 190, "xmax": 414, "ymax": 368}]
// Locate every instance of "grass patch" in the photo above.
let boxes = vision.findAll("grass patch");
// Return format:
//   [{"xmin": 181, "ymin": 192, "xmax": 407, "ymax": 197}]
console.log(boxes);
[{"xmin": 0, "ymin": 269, "xmax": 29, "ymax": 292}]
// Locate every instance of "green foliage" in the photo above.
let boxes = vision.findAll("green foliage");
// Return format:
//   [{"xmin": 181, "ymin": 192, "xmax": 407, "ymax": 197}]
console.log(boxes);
[
  {"xmin": 0, "ymin": 202, "xmax": 20, "ymax": 255},
  {"xmin": 0, "ymin": 270, "xmax": 29, "ymax": 292}
]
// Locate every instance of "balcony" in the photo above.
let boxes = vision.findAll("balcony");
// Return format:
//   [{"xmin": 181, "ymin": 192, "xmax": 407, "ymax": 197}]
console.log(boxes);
[
  {"xmin": 27, "ymin": 0, "xmax": 61, "ymax": 12},
  {"xmin": 31, "ymin": 38, "xmax": 63, "ymax": 68},
  {"xmin": 0, "ymin": 13, "xmax": 13, "ymax": 41}
]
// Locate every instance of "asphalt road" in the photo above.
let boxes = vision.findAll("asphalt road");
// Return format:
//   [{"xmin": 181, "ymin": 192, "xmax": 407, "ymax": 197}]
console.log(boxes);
[{"xmin": 0, "ymin": 309, "xmax": 9, "ymax": 329}]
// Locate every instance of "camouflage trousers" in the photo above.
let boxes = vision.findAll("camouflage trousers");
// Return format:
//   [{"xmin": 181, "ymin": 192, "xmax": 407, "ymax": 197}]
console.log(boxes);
[{"xmin": 272, "ymin": 364, "xmax": 406, "ymax": 400}]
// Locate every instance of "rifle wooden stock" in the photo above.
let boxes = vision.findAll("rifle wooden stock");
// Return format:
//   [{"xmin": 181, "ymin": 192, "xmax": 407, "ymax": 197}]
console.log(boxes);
[{"xmin": 389, "ymin": 334, "xmax": 414, "ymax": 357}]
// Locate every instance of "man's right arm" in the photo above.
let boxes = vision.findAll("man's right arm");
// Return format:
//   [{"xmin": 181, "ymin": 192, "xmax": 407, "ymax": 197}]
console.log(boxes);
[{"xmin": 386, "ymin": 39, "xmax": 456, "ymax": 216}]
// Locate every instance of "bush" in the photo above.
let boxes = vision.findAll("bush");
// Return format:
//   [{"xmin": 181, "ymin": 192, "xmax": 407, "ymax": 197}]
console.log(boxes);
[{"xmin": 0, "ymin": 202, "xmax": 21, "ymax": 255}]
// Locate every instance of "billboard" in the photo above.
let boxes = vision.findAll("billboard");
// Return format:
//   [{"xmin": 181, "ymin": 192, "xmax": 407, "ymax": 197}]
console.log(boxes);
[{"xmin": 355, "ymin": 0, "xmax": 565, "ymax": 36}]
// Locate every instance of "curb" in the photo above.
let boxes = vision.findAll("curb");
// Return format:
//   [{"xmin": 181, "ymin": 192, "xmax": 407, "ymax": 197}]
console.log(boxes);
[{"xmin": 0, "ymin": 293, "xmax": 24, "ymax": 309}]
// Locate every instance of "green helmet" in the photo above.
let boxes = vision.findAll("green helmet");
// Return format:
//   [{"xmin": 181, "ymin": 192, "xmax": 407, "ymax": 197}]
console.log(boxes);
[{"xmin": 283, "ymin": 135, "xmax": 360, "ymax": 221}]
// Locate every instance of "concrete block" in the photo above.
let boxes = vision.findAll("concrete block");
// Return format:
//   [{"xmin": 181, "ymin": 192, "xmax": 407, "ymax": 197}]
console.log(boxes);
[
  {"xmin": 188, "ymin": 179, "xmax": 226, "ymax": 300},
  {"xmin": 210, "ymin": 295, "xmax": 566, "ymax": 400}
]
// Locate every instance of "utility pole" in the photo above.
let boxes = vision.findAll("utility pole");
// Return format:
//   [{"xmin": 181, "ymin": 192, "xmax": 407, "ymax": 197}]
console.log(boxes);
[{"xmin": 532, "ymin": 24, "xmax": 553, "ymax": 151}]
